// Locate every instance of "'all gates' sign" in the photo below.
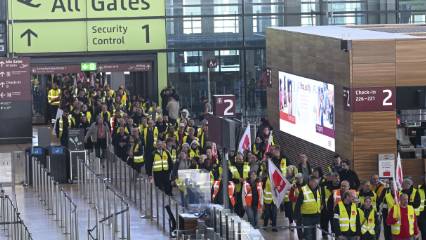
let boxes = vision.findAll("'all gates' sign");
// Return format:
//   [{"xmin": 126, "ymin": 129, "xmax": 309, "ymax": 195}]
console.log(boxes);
[{"xmin": 8, "ymin": 0, "xmax": 166, "ymax": 54}]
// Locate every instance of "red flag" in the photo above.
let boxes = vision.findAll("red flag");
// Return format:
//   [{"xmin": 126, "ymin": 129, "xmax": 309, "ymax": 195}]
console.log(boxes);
[
  {"xmin": 238, "ymin": 125, "xmax": 251, "ymax": 154},
  {"xmin": 395, "ymin": 153, "xmax": 403, "ymax": 191},
  {"xmin": 268, "ymin": 159, "xmax": 291, "ymax": 208}
]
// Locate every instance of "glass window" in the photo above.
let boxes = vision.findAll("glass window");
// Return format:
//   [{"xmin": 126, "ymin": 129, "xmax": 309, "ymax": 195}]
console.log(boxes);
[{"xmin": 214, "ymin": 0, "xmax": 239, "ymax": 33}]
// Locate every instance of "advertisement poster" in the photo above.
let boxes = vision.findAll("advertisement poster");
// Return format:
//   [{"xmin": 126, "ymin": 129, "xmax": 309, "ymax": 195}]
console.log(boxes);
[{"xmin": 279, "ymin": 71, "xmax": 335, "ymax": 151}]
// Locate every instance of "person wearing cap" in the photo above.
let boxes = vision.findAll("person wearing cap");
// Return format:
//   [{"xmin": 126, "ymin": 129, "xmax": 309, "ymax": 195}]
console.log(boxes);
[
  {"xmin": 294, "ymin": 175, "xmax": 322, "ymax": 240},
  {"xmin": 401, "ymin": 178, "xmax": 421, "ymax": 216},
  {"xmin": 55, "ymin": 108, "xmax": 75, "ymax": 146},
  {"xmin": 152, "ymin": 140, "xmax": 173, "ymax": 195},
  {"xmin": 386, "ymin": 193, "xmax": 419, "ymax": 240}
]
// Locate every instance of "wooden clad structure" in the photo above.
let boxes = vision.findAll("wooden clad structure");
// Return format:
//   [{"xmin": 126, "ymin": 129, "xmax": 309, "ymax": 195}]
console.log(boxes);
[{"xmin": 266, "ymin": 25, "xmax": 426, "ymax": 181}]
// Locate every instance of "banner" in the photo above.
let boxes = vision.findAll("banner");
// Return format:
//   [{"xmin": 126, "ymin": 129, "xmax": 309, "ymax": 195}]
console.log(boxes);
[{"xmin": 268, "ymin": 159, "xmax": 291, "ymax": 208}]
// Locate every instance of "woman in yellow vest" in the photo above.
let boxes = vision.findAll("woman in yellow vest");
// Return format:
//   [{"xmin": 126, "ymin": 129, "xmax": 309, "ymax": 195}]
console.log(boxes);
[
  {"xmin": 126, "ymin": 135, "xmax": 144, "ymax": 173},
  {"xmin": 358, "ymin": 196, "xmax": 378, "ymax": 240},
  {"xmin": 386, "ymin": 193, "xmax": 419, "ymax": 239}
]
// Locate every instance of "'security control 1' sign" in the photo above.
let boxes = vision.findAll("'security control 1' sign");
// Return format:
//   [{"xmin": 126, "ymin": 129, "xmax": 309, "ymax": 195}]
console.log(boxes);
[{"xmin": 8, "ymin": 0, "xmax": 166, "ymax": 53}]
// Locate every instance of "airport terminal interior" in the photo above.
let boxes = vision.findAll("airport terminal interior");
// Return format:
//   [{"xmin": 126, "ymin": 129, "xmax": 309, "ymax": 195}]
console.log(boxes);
[{"xmin": 2, "ymin": 0, "xmax": 426, "ymax": 239}]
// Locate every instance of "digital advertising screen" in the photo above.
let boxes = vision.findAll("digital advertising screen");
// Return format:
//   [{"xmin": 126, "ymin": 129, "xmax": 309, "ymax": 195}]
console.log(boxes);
[{"xmin": 279, "ymin": 71, "xmax": 335, "ymax": 151}]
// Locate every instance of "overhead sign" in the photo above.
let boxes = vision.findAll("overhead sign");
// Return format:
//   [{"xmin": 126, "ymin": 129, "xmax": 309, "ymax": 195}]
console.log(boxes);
[
  {"xmin": 81, "ymin": 62, "xmax": 97, "ymax": 71},
  {"xmin": 213, "ymin": 95, "xmax": 236, "ymax": 117},
  {"xmin": 87, "ymin": 19, "xmax": 165, "ymax": 51},
  {"xmin": 11, "ymin": 21, "xmax": 87, "ymax": 53},
  {"xmin": 344, "ymin": 87, "xmax": 396, "ymax": 112},
  {"xmin": 8, "ymin": 0, "xmax": 165, "ymax": 20},
  {"xmin": 8, "ymin": 0, "xmax": 166, "ymax": 54},
  {"xmin": 10, "ymin": 19, "xmax": 165, "ymax": 53}
]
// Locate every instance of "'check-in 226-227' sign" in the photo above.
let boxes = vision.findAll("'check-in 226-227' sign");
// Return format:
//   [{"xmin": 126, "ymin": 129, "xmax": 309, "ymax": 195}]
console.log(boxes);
[{"xmin": 8, "ymin": 0, "xmax": 166, "ymax": 53}]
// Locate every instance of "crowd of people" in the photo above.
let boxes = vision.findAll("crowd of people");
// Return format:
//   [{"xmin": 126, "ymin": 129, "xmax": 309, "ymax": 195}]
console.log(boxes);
[{"xmin": 49, "ymin": 77, "xmax": 426, "ymax": 240}]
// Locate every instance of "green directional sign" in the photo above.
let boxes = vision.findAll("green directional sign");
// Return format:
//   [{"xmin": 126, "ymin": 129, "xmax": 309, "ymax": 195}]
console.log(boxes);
[
  {"xmin": 87, "ymin": 19, "xmax": 166, "ymax": 51},
  {"xmin": 8, "ymin": 0, "xmax": 165, "ymax": 20},
  {"xmin": 81, "ymin": 62, "xmax": 97, "ymax": 71},
  {"xmin": 11, "ymin": 22, "xmax": 87, "ymax": 53}
]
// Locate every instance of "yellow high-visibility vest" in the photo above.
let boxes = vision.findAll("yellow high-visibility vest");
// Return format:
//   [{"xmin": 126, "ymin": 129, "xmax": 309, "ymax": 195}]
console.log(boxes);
[
  {"xmin": 391, "ymin": 205, "xmax": 415, "ymax": 236},
  {"xmin": 152, "ymin": 150, "xmax": 169, "ymax": 172},
  {"xmin": 144, "ymin": 127, "xmax": 159, "ymax": 146},
  {"xmin": 133, "ymin": 144, "xmax": 144, "ymax": 164},
  {"xmin": 263, "ymin": 179, "xmax": 273, "ymax": 204},
  {"xmin": 359, "ymin": 208, "xmax": 376, "ymax": 235},
  {"xmin": 301, "ymin": 185, "xmax": 321, "ymax": 214},
  {"xmin": 337, "ymin": 202, "xmax": 357, "ymax": 233},
  {"xmin": 58, "ymin": 115, "xmax": 75, "ymax": 138},
  {"xmin": 280, "ymin": 158, "xmax": 287, "ymax": 176},
  {"xmin": 418, "ymin": 187, "xmax": 425, "ymax": 214},
  {"xmin": 48, "ymin": 89, "xmax": 61, "ymax": 106}
]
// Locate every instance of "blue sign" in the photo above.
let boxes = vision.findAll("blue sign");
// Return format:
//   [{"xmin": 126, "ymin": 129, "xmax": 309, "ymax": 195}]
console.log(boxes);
[
  {"xmin": 32, "ymin": 147, "xmax": 43, "ymax": 156},
  {"xmin": 51, "ymin": 146, "xmax": 64, "ymax": 155}
]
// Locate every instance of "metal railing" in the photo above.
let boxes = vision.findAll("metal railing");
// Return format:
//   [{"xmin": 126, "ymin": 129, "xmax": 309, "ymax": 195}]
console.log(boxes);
[
  {"xmin": 0, "ymin": 189, "xmax": 33, "ymax": 240},
  {"xmin": 31, "ymin": 158, "xmax": 79, "ymax": 240},
  {"xmin": 102, "ymin": 148, "xmax": 267, "ymax": 240},
  {"xmin": 77, "ymin": 156, "xmax": 130, "ymax": 240},
  {"xmin": 103, "ymin": 149, "xmax": 183, "ymax": 238}
]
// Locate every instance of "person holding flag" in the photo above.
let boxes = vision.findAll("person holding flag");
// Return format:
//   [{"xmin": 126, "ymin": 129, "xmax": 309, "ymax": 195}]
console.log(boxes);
[
  {"xmin": 386, "ymin": 193, "xmax": 419, "ymax": 240},
  {"xmin": 379, "ymin": 180, "xmax": 398, "ymax": 240},
  {"xmin": 263, "ymin": 157, "xmax": 292, "ymax": 232},
  {"xmin": 294, "ymin": 175, "xmax": 322, "ymax": 240}
]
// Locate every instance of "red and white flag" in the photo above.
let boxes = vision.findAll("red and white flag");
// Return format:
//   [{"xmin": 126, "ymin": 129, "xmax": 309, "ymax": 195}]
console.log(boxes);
[
  {"xmin": 268, "ymin": 159, "xmax": 292, "ymax": 208},
  {"xmin": 395, "ymin": 153, "xmax": 404, "ymax": 191},
  {"xmin": 238, "ymin": 125, "xmax": 251, "ymax": 154}
]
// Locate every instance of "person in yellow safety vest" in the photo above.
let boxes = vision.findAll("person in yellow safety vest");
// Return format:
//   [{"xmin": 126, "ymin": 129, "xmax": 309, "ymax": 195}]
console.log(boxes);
[
  {"xmin": 81, "ymin": 104, "xmax": 92, "ymax": 123},
  {"xmin": 211, "ymin": 160, "xmax": 223, "ymax": 205},
  {"xmin": 100, "ymin": 104, "xmax": 111, "ymax": 127},
  {"xmin": 242, "ymin": 171, "xmax": 263, "ymax": 228},
  {"xmin": 321, "ymin": 172, "xmax": 340, "ymax": 238},
  {"xmin": 386, "ymin": 193, "xmax": 419, "ymax": 239},
  {"xmin": 370, "ymin": 174, "xmax": 386, "ymax": 204},
  {"xmin": 55, "ymin": 109, "xmax": 75, "ymax": 146},
  {"xmin": 263, "ymin": 177, "xmax": 278, "ymax": 232},
  {"xmin": 126, "ymin": 135, "xmax": 144, "ymax": 172},
  {"xmin": 165, "ymin": 138, "xmax": 178, "ymax": 164},
  {"xmin": 294, "ymin": 176, "xmax": 322, "ymax": 240},
  {"xmin": 197, "ymin": 120, "xmax": 208, "ymax": 149},
  {"xmin": 229, "ymin": 152, "xmax": 250, "ymax": 218},
  {"xmin": 328, "ymin": 180, "xmax": 356, "ymax": 210},
  {"xmin": 271, "ymin": 146, "xmax": 287, "ymax": 176},
  {"xmin": 359, "ymin": 196, "xmax": 379, "ymax": 240},
  {"xmin": 251, "ymin": 137, "xmax": 262, "ymax": 159},
  {"xmin": 417, "ymin": 178, "xmax": 426, "ymax": 240},
  {"xmin": 189, "ymin": 140, "xmax": 200, "ymax": 159},
  {"xmin": 379, "ymin": 180, "xmax": 398, "ymax": 240},
  {"xmin": 333, "ymin": 191, "xmax": 361, "ymax": 239},
  {"xmin": 358, "ymin": 180, "xmax": 377, "ymax": 210},
  {"xmin": 401, "ymin": 178, "xmax": 421, "ymax": 216},
  {"xmin": 48, "ymin": 82, "xmax": 61, "ymax": 123},
  {"xmin": 151, "ymin": 140, "xmax": 173, "ymax": 195}
]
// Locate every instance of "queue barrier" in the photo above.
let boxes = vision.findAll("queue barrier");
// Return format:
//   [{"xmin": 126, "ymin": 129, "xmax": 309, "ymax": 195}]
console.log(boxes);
[
  {"xmin": 0, "ymin": 188, "xmax": 33, "ymax": 240},
  {"xmin": 77, "ymin": 155, "xmax": 130, "ymax": 240},
  {"xmin": 31, "ymin": 157, "xmax": 79, "ymax": 240},
  {"xmin": 102, "ymin": 148, "xmax": 265, "ymax": 240}
]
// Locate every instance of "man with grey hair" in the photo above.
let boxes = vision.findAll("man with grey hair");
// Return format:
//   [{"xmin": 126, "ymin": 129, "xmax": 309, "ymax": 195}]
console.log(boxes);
[{"xmin": 401, "ymin": 178, "xmax": 421, "ymax": 216}]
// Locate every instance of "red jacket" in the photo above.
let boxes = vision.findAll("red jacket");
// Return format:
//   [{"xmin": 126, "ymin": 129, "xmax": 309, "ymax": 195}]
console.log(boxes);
[{"xmin": 386, "ymin": 205, "xmax": 419, "ymax": 239}]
